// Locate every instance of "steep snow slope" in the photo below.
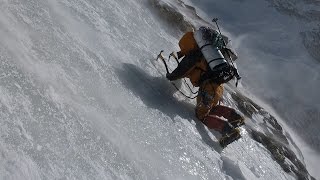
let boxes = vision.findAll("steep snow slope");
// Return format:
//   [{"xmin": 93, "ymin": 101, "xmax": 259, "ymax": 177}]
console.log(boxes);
[
  {"xmin": 0, "ymin": 0, "xmax": 313, "ymax": 179},
  {"xmin": 183, "ymin": 0, "xmax": 320, "ymax": 178}
]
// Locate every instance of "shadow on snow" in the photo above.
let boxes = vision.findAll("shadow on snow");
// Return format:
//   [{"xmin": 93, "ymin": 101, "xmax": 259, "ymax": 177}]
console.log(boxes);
[{"xmin": 116, "ymin": 63, "xmax": 223, "ymax": 152}]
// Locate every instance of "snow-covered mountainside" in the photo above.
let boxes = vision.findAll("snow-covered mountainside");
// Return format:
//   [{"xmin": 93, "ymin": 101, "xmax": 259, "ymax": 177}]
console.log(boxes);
[
  {"xmin": 0, "ymin": 0, "xmax": 317, "ymax": 179},
  {"xmin": 182, "ymin": 0, "xmax": 320, "ymax": 178}
]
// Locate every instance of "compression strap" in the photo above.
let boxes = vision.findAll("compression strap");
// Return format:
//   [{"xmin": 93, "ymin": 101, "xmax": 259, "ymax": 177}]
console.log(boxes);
[{"xmin": 208, "ymin": 58, "xmax": 225, "ymax": 64}]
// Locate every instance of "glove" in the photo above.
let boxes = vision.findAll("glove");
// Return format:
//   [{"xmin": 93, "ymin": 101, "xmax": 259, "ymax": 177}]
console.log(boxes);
[{"xmin": 166, "ymin": 73, "xmax": 173, "ymax": 81}]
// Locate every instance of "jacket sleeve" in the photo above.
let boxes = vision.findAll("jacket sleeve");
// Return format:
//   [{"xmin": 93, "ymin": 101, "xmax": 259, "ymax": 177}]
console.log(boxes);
[
  {"xmin": 167, "ymin": 31, "xmax": 201, "ymax": 81},
  {"xmin": 167, "ymin": 54, "xmax": 198, "ymax": 81}
]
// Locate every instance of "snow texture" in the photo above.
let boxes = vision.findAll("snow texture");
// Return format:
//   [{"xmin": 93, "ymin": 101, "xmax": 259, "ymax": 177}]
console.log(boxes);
[{"xmin": 0, "ymin": 0, "xmax": 318, "ymax": 179}]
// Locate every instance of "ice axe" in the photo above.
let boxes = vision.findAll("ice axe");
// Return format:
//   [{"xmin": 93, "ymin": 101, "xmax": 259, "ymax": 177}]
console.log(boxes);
[
  {"xmin": 213, "ymin": 18, "xmax": 242, "ymax": 87},
  {"xmin": 212, "ymin": 18, "xmax": 227, "ymax": 47},
  {"xmin": 156, "ymin": 50, "xmax": 170, "ymax": 74},
  {"xmin": 168, "ymin": 52, "xmax": 179, "ymax": 65}
]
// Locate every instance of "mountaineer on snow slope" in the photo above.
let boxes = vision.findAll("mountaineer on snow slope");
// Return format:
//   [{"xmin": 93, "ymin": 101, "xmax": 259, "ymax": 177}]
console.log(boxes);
[{"xmin": 165, "ymin": 26, "xmax": 245, "ymax": 147}]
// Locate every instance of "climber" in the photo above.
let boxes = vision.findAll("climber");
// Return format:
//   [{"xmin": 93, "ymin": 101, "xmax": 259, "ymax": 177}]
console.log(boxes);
[{"xmin": 166, "ymin": 26, "xmax": 244, "ymax": 146}]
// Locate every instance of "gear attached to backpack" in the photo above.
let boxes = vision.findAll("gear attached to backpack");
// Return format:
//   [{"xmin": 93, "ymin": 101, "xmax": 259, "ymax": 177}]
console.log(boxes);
[{"xmin": 194, "ymin": 26, "xmax": 241, "ymax": 85}]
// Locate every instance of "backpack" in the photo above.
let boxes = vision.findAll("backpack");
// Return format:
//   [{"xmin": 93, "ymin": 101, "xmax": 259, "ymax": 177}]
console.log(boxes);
[{"xmin": 194, "ymin": 27, "xmax": 240, "ymax": 85}]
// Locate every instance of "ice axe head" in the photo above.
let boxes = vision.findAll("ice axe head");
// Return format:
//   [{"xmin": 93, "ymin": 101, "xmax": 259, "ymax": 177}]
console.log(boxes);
[
  {"xmin": 157, "ymin": 50, "xmax": 164, "ymax": 60},
  {"xmin": 212, "ymin": 18, "xmax": 218, "ymax": 22}
]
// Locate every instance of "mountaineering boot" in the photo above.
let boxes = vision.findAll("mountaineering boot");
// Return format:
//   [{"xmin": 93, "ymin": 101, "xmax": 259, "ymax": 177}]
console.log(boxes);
[
  {"xmin": 229, "ymin": 117, "xmax": 245, "ymax": 129},
  {"xmin": 208, "ymin": 105, "xmax": 245, "ymax": 129},
  {"xmin": 219, "ymin": 128, "xmax": 241, "ymax": 148}
]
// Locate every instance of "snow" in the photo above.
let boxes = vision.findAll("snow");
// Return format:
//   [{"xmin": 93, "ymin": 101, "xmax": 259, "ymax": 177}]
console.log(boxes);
[{"xmin": 0, "ymin": 0, "xmax": 315, "ymax": 179}]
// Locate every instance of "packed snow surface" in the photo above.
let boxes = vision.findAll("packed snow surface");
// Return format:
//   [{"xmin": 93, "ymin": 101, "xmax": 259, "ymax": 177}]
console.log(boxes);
[{"xmin": 0, "ymin": 0, "xmax": 316, "ymax": 179}]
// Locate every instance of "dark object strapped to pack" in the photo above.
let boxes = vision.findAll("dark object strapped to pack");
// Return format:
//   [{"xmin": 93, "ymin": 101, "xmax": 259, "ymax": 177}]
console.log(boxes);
[{"xmin": 199, "ymin": 62, "xmax": 238, "ymax": 85}]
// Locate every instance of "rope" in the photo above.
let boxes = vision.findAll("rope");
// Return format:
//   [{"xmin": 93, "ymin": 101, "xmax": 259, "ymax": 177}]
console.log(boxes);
[{"xmin": 171, "ymin": 83, "xmax": 198, "ymax": 99}]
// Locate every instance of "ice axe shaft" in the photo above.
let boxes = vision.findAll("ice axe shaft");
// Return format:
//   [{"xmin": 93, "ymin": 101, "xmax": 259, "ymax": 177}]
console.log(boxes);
[
  {"xmin": 169, "ymin": 52, "xmax": 179, "ymax": 65},
  {"xmin": 156, "ymin": 50, "xmax": 170, "ymax": 74},
  {"xmin": 212, "ymin": 18, "xmax": 227, "ymax": 47}
]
